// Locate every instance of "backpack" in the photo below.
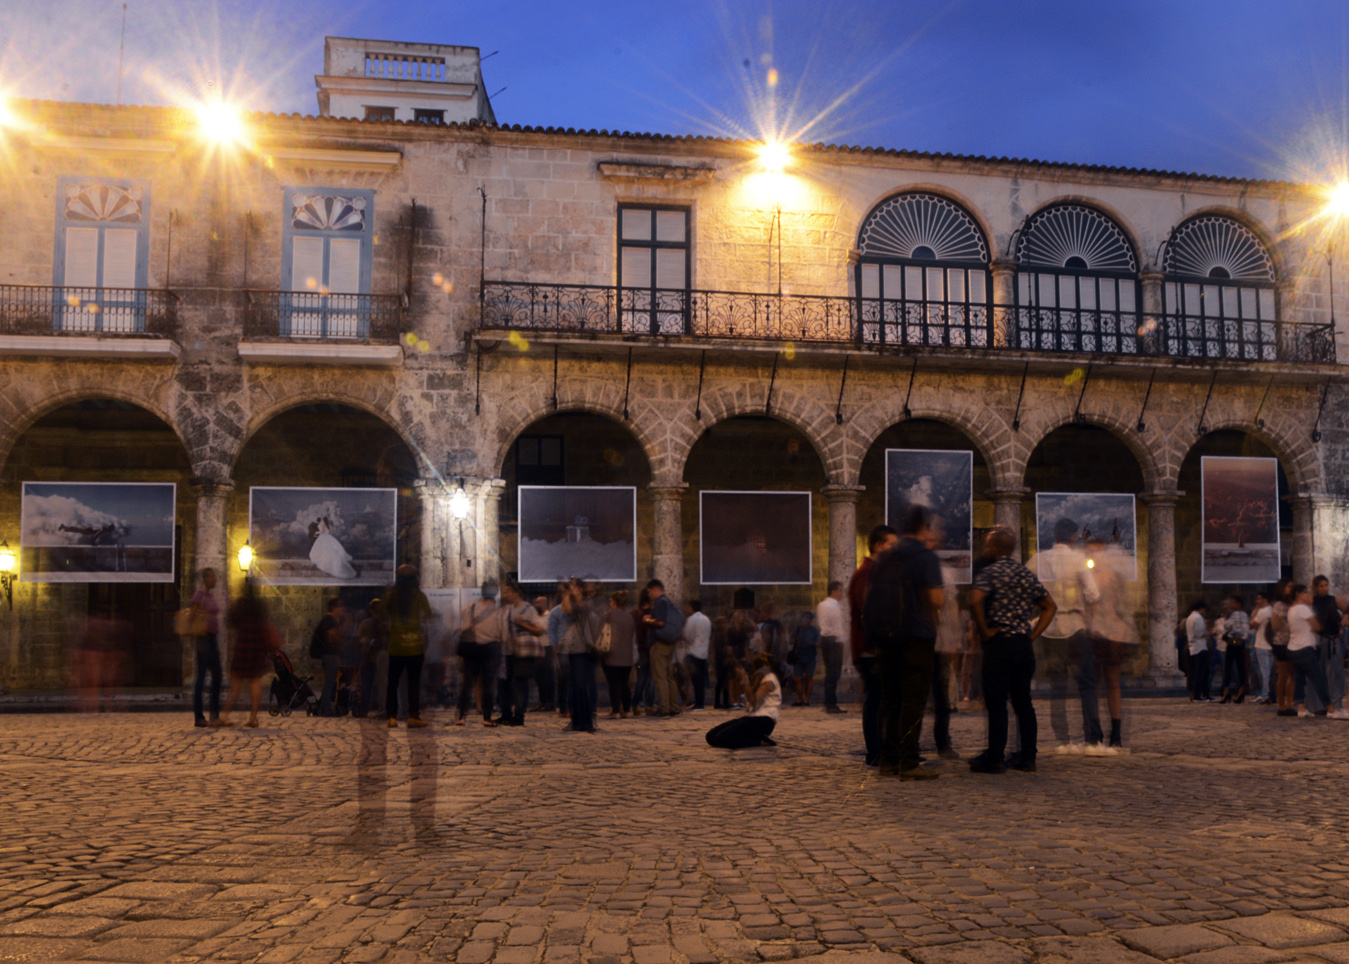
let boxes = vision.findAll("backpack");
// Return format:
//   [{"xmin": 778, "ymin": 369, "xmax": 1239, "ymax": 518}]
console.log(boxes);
[{"xmin": 862, "ymin": 542, "xmax": 918, "ymax": 648}]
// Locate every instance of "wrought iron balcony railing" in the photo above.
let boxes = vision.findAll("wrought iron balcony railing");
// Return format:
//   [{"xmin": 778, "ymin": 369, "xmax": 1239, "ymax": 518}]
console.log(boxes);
[
  {"xmin": 243, "ymin": 290, "xmax": 404, "ymax": 342},
  {"xmin": 480, "ymin": 281, "xmax": 1339, "ymax": 365},
  {"xmin": 0, "ymin": 284, "xmax": 178, "ymax": 337}
]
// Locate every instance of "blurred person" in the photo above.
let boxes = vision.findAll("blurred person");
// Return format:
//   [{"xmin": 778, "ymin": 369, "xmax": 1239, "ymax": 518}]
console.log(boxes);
[
  {"xmin": 384, "ymin": 564, "xmax": 432, "ymax": 728},
  {"xmin": 1288, "ymin": 584, "xmax": 1335, "ymax": 718},
  {"xmin": 967, "ymin": 526, "xmax": 1056, "ymax": 773},
  {"xmin": 682, "ymin": 599, "xmax": 712, "ymax": 711},
  {"xmin": 631, "ymin": 587, "xmax": 654, "ymax": 713},
  {"xmin": 1028, "ymin": 517, "xmax": 1102, "ymax": 750},
  {"xmin": 711, "ymin": 616, "xmax": 732, "ymax": 709},
  {"xmin": 1186, "ymin": 600, "xmax": 1212, "ymax": 703},
  {"xmin": 1311, "ymin": 576, "xmax": 1343, "ymax": 715},
  {"xmin": 643, "ymin": 579, "xmax": 684, "ymax": 717},
  {"xmin": 1218, "ymin": 596, "xmax": 1249, "ymax": 704},
  {"xmin": 863, "ymin": 505, "xmax": 944, "ymax": 780},
  {"xmin": 455, "ymin": 580, "xmax": 502, "ymax": 726},
  {"xmin": 1083, "ymin": 537, "xmax": 1138, "ymax": 749},
  {"xmin": 533, "ymin": 595, "xmax": 557, "ymax": 711},
  {"xmin": 190, "ymin": 568, "xmax": 224, "ymax": 727},
  {"xmin": 758, "ymin": 603, "xmax": 790, "ymax": 689},
  {"xmin": 790, "ymin": 611, "xmax": 820, "ymax": 707},
  {"xmin": 725, "ymin": 610, "xmax": 758, "ymax": 707},
  {"xmin": 705, "ymin": 657, "xmax": 781, "ymax": 749},
  {"xmin": 548, "ymin": 584, "xmax": 572, "ymax": 718},
  {"xmin": 219, "ymin": 584, "xmax": 281, "ymax": 728},
  {"xmin": 1270, "ymin": 580, "xmax": 1296, "ymax": 716},
  {"xmin": 816, "ymin": 581, "xmax": 847, "ymax": 714},
  {"xmin": 849, "ymin": 524, "xmax": 899, "ymax": 767},
  {"xmin": 1250, "ymin": 592, "xmax": 1274, "ymax": 704},
  {"xmin": 498, "ymin": 579, "xmax": 546, "ymax": 727},
  {"xmin": 359, "ymin": 599, "xmax": 389, "ymax": 718},
  {"xmin": 312, "ymin": 597, "xmax": 347, "ymax": 716},
  {"xmin": 560, "ymin": 578, "xmax": 606, "ymax": 732},
  {"xmin": 74, "ymin": 608, "xmax": 119, "ymax": 714},
  {"xmin": 603, "ymin": 590, "xmax": 637, "ymax": 718},
  {"xmin": 932, "ymin": 572, "xmax": 964, "ymax": 760}
]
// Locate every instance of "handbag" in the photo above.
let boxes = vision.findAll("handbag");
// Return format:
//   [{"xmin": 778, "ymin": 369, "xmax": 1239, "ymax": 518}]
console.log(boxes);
[
  {"xmin": 593, "ymin": 621, "xmax": 613, "ymax": 656},
  {"xmin": 175, "ymin": 605, "xmax": 210, "ymax": 637}
]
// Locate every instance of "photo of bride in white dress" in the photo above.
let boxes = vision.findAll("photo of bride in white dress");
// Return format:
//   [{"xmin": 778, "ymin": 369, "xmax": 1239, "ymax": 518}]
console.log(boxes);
[
  {"xmin": 308, "ymin": 516, "xmax": 357, "ymax": 579},
  {"xmin": 249, "ymin": 487, "xmax": 397, "ymax": 585}
]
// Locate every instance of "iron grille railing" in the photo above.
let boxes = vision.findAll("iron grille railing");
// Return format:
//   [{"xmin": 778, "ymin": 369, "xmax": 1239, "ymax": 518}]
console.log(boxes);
[
  {"xmin": 480, "ymin": 281, "xmax": 1339, "ymax": 365},
  {"xmin": 0, "ymin": 284, "xmax": 178, "ymax": 337},
  {"xmin": 244, "ymin": 290, "xmax": 404, "ymax": 342}
]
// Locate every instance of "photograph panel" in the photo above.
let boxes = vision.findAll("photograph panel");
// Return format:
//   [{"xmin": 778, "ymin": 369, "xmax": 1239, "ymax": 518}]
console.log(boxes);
[
  {"xmin": 20, "ymin": 482, "xmax": 177, "ymax": 583},
  {"xmin": 1034, "ymin": 492, "xmax": 1138, "ymax": 581},
  {"xmin": 517, "ymin": 486, "xmax": 637, "ymax": 584},
  {"xmin": 1201, "ymin": 456, "xmax": 1280, "ymax": 583},
  {"xmin": 885, "ymin": 449, "xmax": 973, "ymax": 582},
  {"xmin": 249, "ymin": 487, "xmax": 398, "ymax": 586},
  {"xmin": 700, "ymin": 491, "xmax": 813, "ymax": 586}
]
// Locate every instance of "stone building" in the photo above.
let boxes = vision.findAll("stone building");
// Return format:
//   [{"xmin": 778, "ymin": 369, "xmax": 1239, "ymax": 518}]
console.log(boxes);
[{"xmin": 1, "ymin": 36, "xmax": 1347, "ymax": 691}]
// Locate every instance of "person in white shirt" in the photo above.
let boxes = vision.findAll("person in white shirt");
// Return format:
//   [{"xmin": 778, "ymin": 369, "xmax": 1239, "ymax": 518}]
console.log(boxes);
[
  {"xmin": 1249, "ymin": 593, "xmax": 1274, "ymax": 705},
  {"xmin": 1185, "ymin": 600, "xmax": 1211, "ymax": 702},
  {"xmin": 682, "ymin": 600, "xmax": 712, "ymax": 711},
  {"xmin": 705, "ymin": 657, "xmax": 780, "ymax": 749},
  {"xmin": 1287, "ymin": 584, "xmax": 1339, "ymax": 718},
  {"xmin": 816, "ymin": 582, "xmax": 848, "ymax": 714}
]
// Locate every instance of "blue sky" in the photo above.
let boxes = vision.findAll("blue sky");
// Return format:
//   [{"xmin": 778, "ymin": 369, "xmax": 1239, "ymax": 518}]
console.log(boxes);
[{"xmin": 3, "ymin": 0, "xmax": 1347, "ymax": 181}]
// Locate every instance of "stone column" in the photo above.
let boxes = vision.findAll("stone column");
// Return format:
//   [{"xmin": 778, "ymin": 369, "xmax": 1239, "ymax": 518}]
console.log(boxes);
[
  {"xmin": 984, "ymin": 487, "xmax": 1028, "ymax": 561},
  {"xmin": 648, "ymin": 482, "xmax": 688, "ymax": 605},
  {"xmin": 1289, "ymin": 494, "xmax": 1342, "ymax": 582},
  {"xmin": 990, "ymin": 258, "xmax": 1016, "ymax": 348},
  {"xmin": 1140, "ymin": 489, "xmax": 1182, "ymax": 681},
  {"xmin": 821, "ymin": 485, "xmax": 864, "ymax": 589},
  {"xmin": 1140, "ymin": 271, "xmax": 1164, "ymax": 352},
  {"xmin": 480, "ymin": 479, "xmax": 506, "ymax": 586},
  {"xmin": 414, "ymin": 479, "xmax": 445, "ymax": 589},
  {"xmin": 190, "ymin": 477, "xmax": 233, "ymax": 687}
]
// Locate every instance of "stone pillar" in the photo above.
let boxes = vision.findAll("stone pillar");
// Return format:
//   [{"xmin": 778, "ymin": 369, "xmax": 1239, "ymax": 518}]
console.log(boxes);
[
  {"xmin": 985, "ymin": 487, "xmax": 1028, "ymax": 561},
  {"xmin": 1141, "ymin": 489, "xmax": 1182, "ymax": 681},
  {"xmin": 1289, "ymin": 494, "xmax": 1341, "ymax": 582},
  {"xmin": 480, "ymin": 479, "xmax": 506, "ymax": 586},
  {"xmin": 821, "ymin": 485, "xmax": 864, "ymax": 589},
  {"xmin": 414, "ymin": 479, "xmax": 445, "ymax": 589},
  {"xmin": 1140, "ymin": 271, "xmax": 1164, "ymax": 351},
  {"xmin": 649, "ymin": 482, "xmax": 688, "ymax": 605},
  {"xmin": 990, "ymin": 258, "xmax": 1016, "ymax": 347}
]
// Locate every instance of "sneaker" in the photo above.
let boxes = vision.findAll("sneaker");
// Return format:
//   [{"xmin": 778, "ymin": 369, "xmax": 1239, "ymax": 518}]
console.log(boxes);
[
  {"xmin": 1054, "ymin": 743, "xmax": 1084, "ymax": 755},
  {"xmin": 407, "ymin": 718, "xmax": 429, "ymax": 729},
  {"xmin": 1084, "ymin": 743, "xmax": 1111, "ymax": 757},
  {"xmin": 1297, "ymin": 709, "xmax": 1312, "ymax": 718},
  {"xmin": 1328, "ymin": 708, "xmax": 1349, "ymax": 720},
  {"xmin": 899, "ymin": 767, "xmax": 940, "ymax": 781},
  {"xmin": 968, "ymin": 754, "xmax": 1006, "ymax": 774}
]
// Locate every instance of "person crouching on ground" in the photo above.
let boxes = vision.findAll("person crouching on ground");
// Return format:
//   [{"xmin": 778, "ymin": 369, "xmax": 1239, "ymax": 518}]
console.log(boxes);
[{"xmin": 706, "ymin": 656, "xmax": 781, "ymax": 749}]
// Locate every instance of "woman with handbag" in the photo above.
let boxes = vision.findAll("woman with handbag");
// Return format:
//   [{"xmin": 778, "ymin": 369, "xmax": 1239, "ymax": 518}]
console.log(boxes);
[
  {"xmin": 188, "ymin": 568, "xmax": 222, "ymax": 728},
  {"xmin": 603, "ymin": 590, "xmax": 636, "ymax": 719}
]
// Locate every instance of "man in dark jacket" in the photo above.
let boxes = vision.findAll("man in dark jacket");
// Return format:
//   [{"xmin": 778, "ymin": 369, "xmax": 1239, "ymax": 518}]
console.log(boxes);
[
  {"xmin": 643, "ymin": 579, "xmax": 685, "ymax": 717},
  {"xmin": 848, "ymin": 524, "xmax": 898, "ymax": 767}
]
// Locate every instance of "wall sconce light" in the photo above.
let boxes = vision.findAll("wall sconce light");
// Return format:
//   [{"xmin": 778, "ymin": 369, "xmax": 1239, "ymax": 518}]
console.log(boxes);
[
  {"xmin": 237, "ymin": 541, "xmax": 254, "ymax": 574},
  {"xmin": 449, "ymin": 480, "xmax": 471, "ymax": 521},
  {"xmin": 0, "ymin": 540, "xmax": 16, "ymax": 611}
]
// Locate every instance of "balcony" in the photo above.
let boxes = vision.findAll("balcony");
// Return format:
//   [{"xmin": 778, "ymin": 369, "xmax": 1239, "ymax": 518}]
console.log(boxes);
[
  {"xmin": 479, "ymin": 281, "xmax": 1337, "ymax": 366},
  {"xmin": 239, "ymin": 290, "xmax": 405, "ymax": 367},
  {"xmin": 0, "ymin": 283, "xmax": 180, "ymax": 359}
]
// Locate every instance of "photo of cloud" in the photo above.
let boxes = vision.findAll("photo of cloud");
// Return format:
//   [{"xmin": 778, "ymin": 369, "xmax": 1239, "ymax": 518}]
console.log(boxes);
[
  {"xmin": 1202, "ymin": 457, "xmax": 1280, "ymax": 583},
  {"xmin": 249, "ymin": 487, "xmax": 397, "ymax": 586},
  {"xmin": 517, "ymin": 486, "xmax": 637, "ymax": 584},
  {"xmin": 700, "ymin": 491, "xmax": 813, "ymax": 586},
  {"xmin": 886, "ymin": 449, "xmax": 973, "ymax": 583},
  {"xmin": 20, "ymin": 482, "xmax": 176, "ymax": 582},
  {"xmin": 1034, "ymin": 492, "xmax": 1138, "ymax": 581}
]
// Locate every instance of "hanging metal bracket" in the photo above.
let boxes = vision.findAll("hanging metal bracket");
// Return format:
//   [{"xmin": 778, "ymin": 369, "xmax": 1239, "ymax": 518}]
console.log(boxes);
[
  {"xmin": 1072, "ymin": 362, "xmax": 1094, "ymax": 423},
  {"xmin": 1135, "ymin": 368, "xmax": 1156, "ymax": 432},
  {"xmin": 835, "ymin": 355, "xmax": 850, "ymax": 425},
  {"xmin": 621, "ymin": 348, "xmax": 633, "ymax": 420},
  {"xmin": 475, "ymin": 343, "xmax": 483, "ymax": 415},
  {"xmin": 1253, "ymin": 375, "xmax": 1275, "ymax": 431},
  {"xmin": 1196, "ymin": 370, "xmax": 1218, "ymax": 436},
  {"xmin": 1011, "ymin": 363, "xmax": 1029, "ymax": 432},
  {"xmin": 551, "ymin": 345, "xmax": 559, "ymax": 411},
  {"xmin": 901, "ymin": 356, "xmax": 918, "ymax": 420},
  {"xmin": 1312, "ymin": 379, "xmax": 1332, "ymax": 443},
  {"xmin": 765, "ymin": 351, "xmax": 780, "ymax": 415},
  {"xmin": 694, "ymin": 350, "xmax": 707, "ymax": 421}
]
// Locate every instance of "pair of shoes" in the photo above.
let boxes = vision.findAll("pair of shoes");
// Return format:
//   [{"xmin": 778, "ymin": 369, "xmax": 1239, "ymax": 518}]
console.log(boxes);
[
  {"xmin": 899, "ymin": 766, "xmax": 939, "ymax": 781},
  {"xmin": 825, "ymin": 705, "xmax": 846, "ymax": 714},
  {"xmin": 1276, "ymin": 708, "xmax": 1297, "ymax": 717},
  {"xmin": 1085, "ymin": 743, "xmax": 1119, "ymax": 757},
  {"xmin": 194, "ymin": 719, "xmax": 207, "ymax": 728},
  {"xmin": 938, "ymin": 747, "xmax": 961, "ymax": 761},
  {"xmin": 1235, "ymin": 691, "xmax": 1246, "ymax": 704},
  {"xmin": 1297, "ymin": 709, "xmax": 1312, "ymax": 718},
  {"xmin": 503, "ymin": 719, "xmax": 524, "ymax": 727},
  {"xmin": 969, "ymin": 754, "xmax": 1006, "ymax": 774},
  {"xmin": 1219, "ymin": 694, "xmax": 1232, "ymax": 704},
  {"xmin": 387, "ymin": 718, "xmax": 398, "ymax": 728},
  {"xmin": 407, "ymin": 718, "xmax": 429, "ymax": 729},
  {"xmin": 1054, "ymin": 743, "xmax": 1083, "ymax": 755},
  {"xmin": 1005, "ymin": 753, "xmax": 1037, "ymax": 772},
  {"xmin": 481, "ymin": 719, "xmax": 498, "ymax": 728}
]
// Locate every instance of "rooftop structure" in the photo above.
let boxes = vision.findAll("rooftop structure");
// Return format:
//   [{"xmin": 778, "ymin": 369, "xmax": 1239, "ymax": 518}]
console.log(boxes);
[{"xmin": 315, "ymin": 36, "xmax": 496, "ymax": 126}]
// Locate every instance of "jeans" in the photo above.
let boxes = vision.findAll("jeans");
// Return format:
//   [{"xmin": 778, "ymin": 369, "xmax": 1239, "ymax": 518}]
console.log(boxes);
[
  {"xmin": 193, "ymin": 634, "xmax": 222, "ymax": 723},
  {"xmin": 506, "ymin": 656, "xmax": 538, "ymax": 725},
  {"xmin": 856, "ymin": 656, "xmax": 881, "ymax": 765},
  {"xmin": 651, "ymin": 641, "xmax": 679, "ymax": 714},
  {"xmin": 1291, "ymin": 646, "xmax": 1332, "ymax": 708},
  {"xmin": 931, "ymin": 653, "xmax": 954, "ymax": 752},
  {"xmin": 603, "ymin": 664, "xmax": 632, "ymax": 713},
  {"xmin": 877, "ymin": 635, "xmax": 936, "ymax": 771},
  {"xmin": 633, "ymin": 653, "xmax": 654, "ymax": 708},
  {"xmin": 535, "ymin": 650, "xmax": 557, "ymax": 707},
  {"xmin": 457, "ymin": 641, "xmax": 494, "ymax": 721},
  {"xmin": 1324, "ymin": 634, "xmax": 1346, "ymax": 710},
  {"xmin": 714, "ymin": 662, "xmax": 732, "ymax": 708},
  {"xmin": 1221, "ymin": 644, "xmax": 1248, "ymax": 694},
  {"xmin": 386, "ymin": 653, "xmax": 424, "ymax": 720},
  {"xmin": 821, "ymin": 637, "xmax": 844, "ymax": 708},
  {"xmin": 320, "ymin": 652, "xmax": 341, "ymax": 715},
  {"xmin": 556, "ymin": 650, "xmax": 572, "ymax": 713},
  {"xmin": 569, "ymin": 652, "xmax": 599, "ymax": 731},
  {"xmin": 981, "ymin": 633, "xmax": 1037, "ymax": 763},
  {"xmin": 687, "ymin": 656, "xmax": 708, "ymax": 709},
  {"xmin": 1189, "ymin": 649, "xmax": 1212, "ymax": 701},
  {"xmin": 1044, "ymin": 631, "xmax": 1102, "ymax": 743},
  {"xmin": 1255, "ymin": 647, "xmax": 1276, "ymax": 702},
  {"xmin": 706, "ymin": 715, "xmax": 775, "ymax": 749}
]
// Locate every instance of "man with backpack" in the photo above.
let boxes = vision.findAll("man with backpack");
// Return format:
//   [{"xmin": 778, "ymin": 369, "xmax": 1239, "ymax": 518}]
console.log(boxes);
[{"xmin": 863, "ymin": 505, "xmax": 946, "ymax": 780}]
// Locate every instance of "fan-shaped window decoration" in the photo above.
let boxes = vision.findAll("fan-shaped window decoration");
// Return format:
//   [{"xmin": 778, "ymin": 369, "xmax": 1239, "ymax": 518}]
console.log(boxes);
[
  {"xmin": 1162, "ymin": 216, "xmax": 1279, "ymax": 361},
  {"xmin": 857, "ymin": 193, "xmax": 988, "ymax": 263},
  {"xmin": 855, "ymin": 194, "xmax": 991, "ymax": 349},
  {"xmin": 1016, "ymin": 204, "xmax": 1137, "ymax": 273}
]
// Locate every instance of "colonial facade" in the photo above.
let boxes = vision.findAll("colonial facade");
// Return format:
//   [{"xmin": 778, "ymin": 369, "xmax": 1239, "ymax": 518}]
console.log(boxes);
[{"xmin": 2, "ymin": 38, "xmax": 1347, "ymax": 690}]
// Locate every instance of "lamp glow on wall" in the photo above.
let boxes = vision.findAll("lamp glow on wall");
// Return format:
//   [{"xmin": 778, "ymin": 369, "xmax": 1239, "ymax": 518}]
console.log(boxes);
[
  {"xmin": 450, "ymin": 480, "xmax": 473, "ymax": 571},
  {"xmin": 0, "ymin": 539, "xmax": 16, "ymax": 611}
]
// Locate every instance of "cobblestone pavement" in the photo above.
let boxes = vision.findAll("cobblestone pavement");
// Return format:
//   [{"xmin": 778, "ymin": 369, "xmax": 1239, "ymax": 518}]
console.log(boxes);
[{"xmin": 2, "ymin": 698, "xmax": 1348, "ymax": 964}]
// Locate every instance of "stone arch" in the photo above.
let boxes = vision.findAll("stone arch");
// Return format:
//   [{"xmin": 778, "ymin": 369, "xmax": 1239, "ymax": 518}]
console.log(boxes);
[
  {"xmin": 1014, "ymin": 398, "xmax": 1164, "ymax": 493},
  {"xmin": 851, "ymin": 184, "xmax": 997, "ymax": 263},
  {"xmin": 1015, "ymin": 195, "xmax": 1144, "ymax": 272},
  {"xmin": 490, "ymin": 374, "xmax": 668, "ymax": 482},
  {"xmin": 1173, "ymin": 411, "xmax": 1323, "ymax": 496},
  {"xmin": 674, "ymin": 382, "xmax": 844, "ymax": 484}
]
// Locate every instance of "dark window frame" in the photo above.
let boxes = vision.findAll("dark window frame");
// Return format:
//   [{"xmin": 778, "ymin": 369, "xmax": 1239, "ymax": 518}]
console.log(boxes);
[{"xmin": 616, "ymin": 204, "xmax": 691, "ymax": 335}]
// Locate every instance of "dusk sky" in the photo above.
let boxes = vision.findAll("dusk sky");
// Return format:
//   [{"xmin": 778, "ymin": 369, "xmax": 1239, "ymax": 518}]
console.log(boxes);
[{"xmin": 3, "ymin": 0, "xmax": 1347, "ymax": 182}]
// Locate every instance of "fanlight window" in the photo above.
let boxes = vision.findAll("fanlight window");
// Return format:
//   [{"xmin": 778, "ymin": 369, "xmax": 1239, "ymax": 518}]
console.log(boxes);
[
  {"xmin": 1163, "ymin": 215, "xmax": 1278, "ymax": 360},
  {"xmin": 1013, "ymin": 204, "xmax": 1140, "ymax": 354},
  {"xmin": 855, "ymin": 193, "xmax": 990, "ymax": 348}
]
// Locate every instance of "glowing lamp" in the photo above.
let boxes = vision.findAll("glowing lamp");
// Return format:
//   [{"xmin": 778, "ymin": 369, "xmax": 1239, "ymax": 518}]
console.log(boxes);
[
  {"xmin": 449, "ymin": 485, "xmax": 471, "ymax": 521},
  {"xmin": 194, "ymin": 99, "xmax": 247, "ymax": 147},
  {"xmin": 0, "ymin": 539, "xmax": 15, "ymax": 611},
  {"xmin": 1326, "ymin": 181, "xmax": 1349, "ymax": 220},
  {"xmin": 758, "ymin": 140, "xmax": 791, "ymax": 174},
  {"xmin": 237, "ymin": 541, "xmax": 254, "ymax": 574},
  {"xmin": 1086, "ymin": 558, "xmax": 1095, "ymax": 569}
]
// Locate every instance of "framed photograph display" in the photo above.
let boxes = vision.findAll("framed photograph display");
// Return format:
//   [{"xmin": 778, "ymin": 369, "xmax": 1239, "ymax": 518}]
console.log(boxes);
[
  {"xmin": 517, "ymin": 486, "xmax": 637, "ymax": 584},
  {"xmin": 885, "ymin": 448, "xmax": 974, "ymax": 583},
  {"xmin": 1201, "ymin": 456, "xmax": 1281, "ymax": 583},
  {"xmin": 1034, "ymin": 492, "xmax": 1138, "ymax": 581},
  {"xmin": 700, "ymin": 490, "xmax": 813, "ymax": 585},
  {"xmin": 249, "ymin": 487, "xmax": 398, "ymax": 586},
  {"xmin": 20, "ymin": 481, "xmax": 177, "ymax": 582}
]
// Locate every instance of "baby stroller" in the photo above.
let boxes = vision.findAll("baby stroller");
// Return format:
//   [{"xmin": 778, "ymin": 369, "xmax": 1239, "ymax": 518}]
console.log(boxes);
[{"xmin": 268, "ymin": 650, "xmax": 318, "ymax": 717}]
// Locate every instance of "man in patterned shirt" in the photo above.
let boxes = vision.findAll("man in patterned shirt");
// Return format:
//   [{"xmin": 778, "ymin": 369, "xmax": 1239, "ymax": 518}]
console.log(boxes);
[{"xmin": 968, "ymin": 527, "xmax": 1057, "ymax": 774}]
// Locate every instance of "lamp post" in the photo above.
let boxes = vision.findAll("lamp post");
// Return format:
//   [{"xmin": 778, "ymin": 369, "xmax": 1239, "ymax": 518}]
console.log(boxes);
[{"xmin": 0, "ymin": 540, "xmax": 15, "ymax": 611}]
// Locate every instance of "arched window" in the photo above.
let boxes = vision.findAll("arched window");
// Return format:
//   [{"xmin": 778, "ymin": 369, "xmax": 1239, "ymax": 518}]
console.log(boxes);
[
  {"xmin": 1162, "ymin": 215, "xmax": 1278, "ymax": 360},
  {"xmin": 855, "ymin": 193, "xmax": 991, "ymax": 347},
  {"xmin": 1014, "ymin": 204, "xmax": 1140, "ymax": 354}
]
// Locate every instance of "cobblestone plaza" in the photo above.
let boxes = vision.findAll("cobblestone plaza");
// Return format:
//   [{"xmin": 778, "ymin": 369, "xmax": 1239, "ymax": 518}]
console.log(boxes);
[{"xmin": 3, "ymin": 700, "xmax": 1347, "ymax": 964}]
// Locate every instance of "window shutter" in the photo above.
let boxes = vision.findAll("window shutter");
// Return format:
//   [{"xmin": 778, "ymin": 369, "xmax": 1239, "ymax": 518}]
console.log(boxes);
[
  {"xmin": 64, "ymin": 228, "xmax": 99, "ymax": 288},
  {"xmin": 291, "ymin": 237, "xmax": 324, "ymax": 292},
  {"xmin": 102, "ymin": 229, "xmax": 139, "ymax": 289},
  {"xmin": 327, "ymin": 238, "xmax": 362, "ymax": 294}
]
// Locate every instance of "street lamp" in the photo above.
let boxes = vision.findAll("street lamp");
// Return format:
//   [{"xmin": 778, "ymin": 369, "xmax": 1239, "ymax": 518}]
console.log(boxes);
[
  {"xmin": 192, "ymin": 98, "xmax": 248, "ymax": 149},
  {"xmin": 449, "ymin": 480, "xmax": 473, "ymax": 573},
  {"xmin": 0, "ymin": 540, "xmax": 16, "ymax": 611},
  {"xmin": 237, "ymin": 541, "xmax": 254, "ymax": 575}
]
